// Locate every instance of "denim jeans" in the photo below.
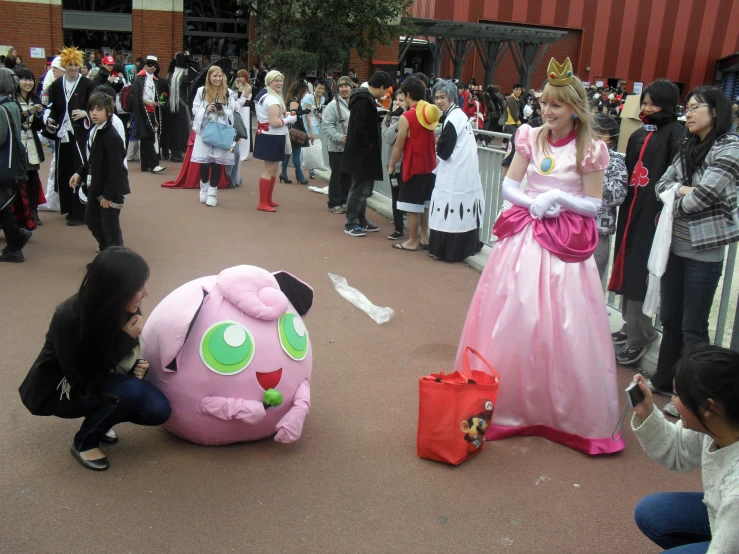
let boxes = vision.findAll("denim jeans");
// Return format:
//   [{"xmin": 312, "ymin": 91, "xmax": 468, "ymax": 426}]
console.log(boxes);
[
  {"xmin": 344, "ymin": 177, "xmax": 374, "ymax": 230},
  {"xmin": 651, "ymin": 253, "xmax": 723, "ymax": 392},
  {"xmin": 281, "ymin": 147, "xmax": 306, "ymax": 182},
  {"xmin": 635, "ymin": 492, "xmax": 711, "ymax": 552},
  {"xmin": 74, "ymin": 374, "xmax": 171, "ymax": 452}
]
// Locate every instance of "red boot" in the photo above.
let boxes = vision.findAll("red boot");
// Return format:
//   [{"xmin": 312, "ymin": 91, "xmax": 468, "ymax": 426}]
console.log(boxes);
[
  {"xmin": 257, "ymin": 178, "xmax": 276, "ymax": 212},
  {"xmin": 268, "ymin": 176, "xmax": 279, "ymax": 207}
]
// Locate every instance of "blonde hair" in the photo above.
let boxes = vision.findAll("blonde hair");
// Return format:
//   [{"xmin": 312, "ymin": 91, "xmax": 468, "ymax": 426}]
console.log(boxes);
[
  {"xmin": 537, "ymin": 76, "xmax": 595, "ymax": 170},
  {"xmin": 265, "ymin": 69, "xmax": 285, "ymax": 111},
  {"xmin": 59, "ymin": 46, "xmax": 84, "ymax": 68},
  {"xmin": 204, "ymin": 65, "xmax": 228, "ymax": 104}
]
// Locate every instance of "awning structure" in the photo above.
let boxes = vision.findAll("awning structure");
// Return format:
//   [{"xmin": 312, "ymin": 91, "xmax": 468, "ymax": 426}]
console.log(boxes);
[{"xmin": 403, "ymin": 19, "xmax": 568, "ymax": 89}]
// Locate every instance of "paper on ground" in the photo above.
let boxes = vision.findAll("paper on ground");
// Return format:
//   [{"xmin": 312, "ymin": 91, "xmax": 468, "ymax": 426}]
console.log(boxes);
[{"xmin": 328, "ymin": 273, "xmax": 395, "ymax": 324}]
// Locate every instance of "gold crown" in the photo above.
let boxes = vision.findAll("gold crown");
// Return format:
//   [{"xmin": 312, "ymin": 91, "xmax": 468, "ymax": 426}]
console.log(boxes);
[{"xmin": 547, "ymin": 57, "xmax": 574, "ymax": 87}]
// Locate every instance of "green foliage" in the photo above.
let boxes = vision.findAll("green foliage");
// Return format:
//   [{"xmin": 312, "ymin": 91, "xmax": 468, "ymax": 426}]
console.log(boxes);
[{"xmin": 241, "ymin": 0, "xmax": 415, "ymax": 73}]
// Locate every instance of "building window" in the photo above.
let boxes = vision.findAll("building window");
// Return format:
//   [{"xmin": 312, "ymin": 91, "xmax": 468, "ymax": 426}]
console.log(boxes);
[
  {"xmin": 184, "ymin": 0, "xmax": 249, "ymax": 69},
  {"xmin": 62, "ymin": 0, "xmax": 132, "ymax": 13}
]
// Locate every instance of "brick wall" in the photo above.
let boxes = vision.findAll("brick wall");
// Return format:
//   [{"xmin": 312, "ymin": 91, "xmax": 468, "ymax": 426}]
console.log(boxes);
[
  {"xmin": 349, "ymin": 38, "xmax": 400, "ymax": 82},
  {"xmin": 0, "ymin": 0, "xmax": 63, "ymax": 77},
  {"xmin": 132, "ymin": 9, "xmax": 182, "ymax": 67}
]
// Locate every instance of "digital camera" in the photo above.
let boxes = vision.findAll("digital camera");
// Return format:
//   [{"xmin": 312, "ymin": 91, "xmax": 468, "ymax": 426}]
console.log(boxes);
[{"xmin": 625, "ymin": 382, "xmax": 645, "ymax": 408}]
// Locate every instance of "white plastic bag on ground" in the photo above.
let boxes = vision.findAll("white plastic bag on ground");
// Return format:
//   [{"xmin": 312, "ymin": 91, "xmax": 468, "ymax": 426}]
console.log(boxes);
[
  {"xmin": 643, "ymin": 185, "xmax": 678, "ymax": 317},
  {"xmin": 329, "ymin": 273, "xmax": 395, "ymax": 324},
  {"xmin": 307, "ymin": 185, "xmax": 328, "ymax": 195}
]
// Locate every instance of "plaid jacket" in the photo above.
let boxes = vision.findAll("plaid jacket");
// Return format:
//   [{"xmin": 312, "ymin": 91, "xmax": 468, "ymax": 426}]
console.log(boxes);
[{"xmin": 655, "ymin": 134, "xmax": 739, "ymax": 252}]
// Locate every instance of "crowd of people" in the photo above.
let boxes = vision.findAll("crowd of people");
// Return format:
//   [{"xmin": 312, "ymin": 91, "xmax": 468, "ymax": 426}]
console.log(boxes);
[{"xmin": 2, "ymin": 44, "xmax": 739, "ymax": 553}]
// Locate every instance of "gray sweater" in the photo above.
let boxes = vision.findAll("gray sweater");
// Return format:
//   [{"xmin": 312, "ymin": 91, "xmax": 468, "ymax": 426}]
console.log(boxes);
[
  {"xmin": 321, "ymin": 97, "xmax": 350, "ymax": 153},
  {"xmin": 632, "ymin": 406, "xmax": 739, "ymax": 553}
]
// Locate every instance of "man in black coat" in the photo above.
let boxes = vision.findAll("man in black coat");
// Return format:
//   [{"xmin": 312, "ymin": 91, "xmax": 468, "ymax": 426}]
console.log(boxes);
[
  {"xmin": 131, "ymin": 55, "xmax": 167, "ymax": 173},
  {"xmin": 341, "ymin": 71, "xmax": 393, "ymax": 237},
  {"xmin": 161, "ymin": 52, "xmax": 192, "ymax": 163}
]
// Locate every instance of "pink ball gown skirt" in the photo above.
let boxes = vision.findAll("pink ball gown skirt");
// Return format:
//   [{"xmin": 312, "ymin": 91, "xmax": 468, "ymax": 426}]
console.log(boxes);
[{"xmin": 456, "ymin": 207, "xmax": 625, "ymax": 455}]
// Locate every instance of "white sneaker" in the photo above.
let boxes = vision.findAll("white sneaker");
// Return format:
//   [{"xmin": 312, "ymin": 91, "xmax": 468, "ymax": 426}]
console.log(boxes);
[
  {"xmin": 206, "ymin": 186, "xmax": 217, "ymax": 207},
  {"xmin": 663, "ymin": 402, "xmax": 680, "ymax": 418},
  {"xmin": 199, "ymin": 180, "xmax": 209, "ymax": 204},
  {"xmin": 151, "ymin": 166, "xmax": 166, "ymax": 173}
]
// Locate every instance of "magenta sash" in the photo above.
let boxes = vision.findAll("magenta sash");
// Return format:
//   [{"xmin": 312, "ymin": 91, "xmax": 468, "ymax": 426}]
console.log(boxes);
[{"xmin": 493, "ymin": 206, "xmax": 598, "ymax": 263}]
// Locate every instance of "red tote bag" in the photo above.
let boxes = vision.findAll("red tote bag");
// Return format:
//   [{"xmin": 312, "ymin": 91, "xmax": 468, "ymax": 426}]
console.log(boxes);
[{"xmin": 417, "ymin": 347, "xmax": 500, "ymax": 466}]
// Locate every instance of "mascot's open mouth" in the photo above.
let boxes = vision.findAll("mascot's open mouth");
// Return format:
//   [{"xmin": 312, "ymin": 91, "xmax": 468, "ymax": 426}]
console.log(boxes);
[{"xmin": 256, "ymin": 369, "xmax": 282, "ymax": 391}]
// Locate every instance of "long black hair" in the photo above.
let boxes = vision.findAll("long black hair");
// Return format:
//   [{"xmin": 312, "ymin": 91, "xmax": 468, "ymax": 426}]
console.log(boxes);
[
  {"xmin": 74, "ymin": 247, "xmax": 149, "ymax": 347},
  {"xmin": 679, "ymin": 86, "xmax": 733, "ymax": 186},
  {"xmin": 674, "ymin": 342, "xmax": 739, "ymax": 434}
]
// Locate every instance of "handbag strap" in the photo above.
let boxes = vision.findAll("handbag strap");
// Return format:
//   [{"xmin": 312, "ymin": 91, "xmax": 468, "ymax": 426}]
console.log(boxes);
[{"xmin": 461, "ymin": 347, "xmax": 499, "ymax": 382}]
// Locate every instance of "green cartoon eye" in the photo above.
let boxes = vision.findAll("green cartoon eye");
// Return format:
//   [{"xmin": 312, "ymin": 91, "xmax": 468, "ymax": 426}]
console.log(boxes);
[
  {"xmin": 278, "ymin": 313, "xmax": 309, "ymax": 361},
  {"xmin": 200, "ymin": 321, "xmax": 255, "ymax": 375}
]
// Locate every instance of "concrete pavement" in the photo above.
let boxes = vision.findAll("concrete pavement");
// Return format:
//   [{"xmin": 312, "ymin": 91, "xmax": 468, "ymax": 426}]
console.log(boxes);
[{"xmin": 1, "ymin": 155, "xmax": 693, "ymax": 553}]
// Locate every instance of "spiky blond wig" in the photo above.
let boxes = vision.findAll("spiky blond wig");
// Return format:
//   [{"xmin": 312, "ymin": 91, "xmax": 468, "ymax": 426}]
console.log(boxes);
[{"xmin": 59, "ymin": 46, "xmax": 84, "ymax": 68}]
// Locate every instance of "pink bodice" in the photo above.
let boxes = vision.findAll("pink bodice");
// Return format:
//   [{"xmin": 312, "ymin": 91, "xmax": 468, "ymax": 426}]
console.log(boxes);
[{"xmin": 515, "ymin": 124, "xmax": 609, "ymax": 199}]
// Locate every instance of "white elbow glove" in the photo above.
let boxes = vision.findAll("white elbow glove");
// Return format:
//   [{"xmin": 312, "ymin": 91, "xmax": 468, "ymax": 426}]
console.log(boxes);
[
  {"xmin": 502, "ymin": 176, "xmax": 533, "ymax": 209},
  {"xmin": 530, "ymin": 189, "xmax": 602, "ymax": 219},
  {"xmin": 281, "ymin": 114, "xmax": 297, "ymax": 125}
]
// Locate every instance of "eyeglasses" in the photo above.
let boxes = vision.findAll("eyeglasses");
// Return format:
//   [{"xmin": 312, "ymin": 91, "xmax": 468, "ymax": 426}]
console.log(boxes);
[{"xmin": 685, "ymin": 103, "xmax": 710, "ymax": 114}]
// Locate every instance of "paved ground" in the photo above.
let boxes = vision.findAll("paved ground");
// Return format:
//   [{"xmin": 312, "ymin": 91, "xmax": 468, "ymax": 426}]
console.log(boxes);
[{"xmin": 1, "ymin": 156, "xmax": 700, "ymax": 553}]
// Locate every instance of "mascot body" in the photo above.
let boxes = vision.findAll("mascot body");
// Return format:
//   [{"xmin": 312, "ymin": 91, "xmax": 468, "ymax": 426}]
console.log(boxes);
[{"xmin": 142, "ymin": 265, "xmax": 313, "ymax": 445}]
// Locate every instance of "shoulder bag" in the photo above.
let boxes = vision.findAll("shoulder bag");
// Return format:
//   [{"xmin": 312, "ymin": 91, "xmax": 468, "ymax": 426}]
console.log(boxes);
[{"xmin": 201, "ymin": 94, "xmax": 236, "ymax": 150}]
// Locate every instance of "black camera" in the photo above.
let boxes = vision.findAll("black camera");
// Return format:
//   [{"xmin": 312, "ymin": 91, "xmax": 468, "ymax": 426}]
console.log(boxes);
[
  {"xmin": 625, "ymin": 382, "xmax": 645, "ymax": 408},
  {"xmin": 214, "ymin": 101, "xmax": 223, "ymax": 111}
]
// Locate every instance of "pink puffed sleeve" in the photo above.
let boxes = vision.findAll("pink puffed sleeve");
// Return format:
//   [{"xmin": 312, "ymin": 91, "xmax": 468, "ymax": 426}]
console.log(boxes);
[
  {"xmin": 514, "ymin": 124, "xmax": 533, "ymax": 159},
  {"xmin": 582, "ymin": 140, "xmax": 610, "ymax": 173}
]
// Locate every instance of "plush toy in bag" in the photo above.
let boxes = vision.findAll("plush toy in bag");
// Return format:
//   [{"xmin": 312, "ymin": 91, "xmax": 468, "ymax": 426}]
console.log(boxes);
[
  {"xmin": 417, "ymin": 347, "xmax": 500, "ymax": 465},
  {"xmin": 142, "ymin": 265, "xmax": 313, "ymax": 446}
]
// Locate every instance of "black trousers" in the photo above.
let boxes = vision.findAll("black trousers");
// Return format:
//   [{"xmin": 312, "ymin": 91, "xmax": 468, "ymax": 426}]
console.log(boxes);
[
  {"xmin": 0, "ymin": 198, "xmax": 20, "ymax": 251},
  {"xmin": 327, "ymin": 151, "xmax": 351, "ymax": 208},
  {"xmin": 56, "ymin": 139, "xmax": 86, "ymax": 221},
  {"xmin": 140, "ymin": 135, "xmax": 159, "ymax": 171},
  {"xmin": 199, "ymin": 162, "xmax": 222, "ymax": 184},
  {"xmin": 85, "ymin": 199, "xmax": 123, "ymax": 250},
  {"xmin": 651, "ymin": 254, "xmax": 723, "ymax": 391},
  {"xmin": 390, "ymin": 176, "xmax": 405, "ymax": 233}
]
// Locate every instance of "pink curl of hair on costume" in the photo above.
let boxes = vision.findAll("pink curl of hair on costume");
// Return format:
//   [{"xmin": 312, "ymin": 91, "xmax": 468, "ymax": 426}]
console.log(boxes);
[{"xmin": 216, "ymin": 266, "xmax": 289, "ymax": 321}]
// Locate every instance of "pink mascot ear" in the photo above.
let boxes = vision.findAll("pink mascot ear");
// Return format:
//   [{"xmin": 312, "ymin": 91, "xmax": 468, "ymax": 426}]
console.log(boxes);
[
  {"xmin": 273, "ymin": 271, "xmax": 313, "ymax": 316},
  {"xmin": 217, "ymin": 265, "xmax": 289, "ymax": 321}
]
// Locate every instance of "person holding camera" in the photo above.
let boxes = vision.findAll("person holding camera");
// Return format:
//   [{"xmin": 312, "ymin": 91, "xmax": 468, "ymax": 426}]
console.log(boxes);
[
  {"xmin": 191, "ymin": 65, "xmax": 249, "ymax": 207},
  {"xmin": 15, "ymin": 67, "xmax": 46, "ymax": 229},
  {"xmin": 18, "ymin": 247, "xmax": 171, "ymax": 471},
  {"xmin": 629, "ymin": 343, "xmax": 739, "ymax": 553}
]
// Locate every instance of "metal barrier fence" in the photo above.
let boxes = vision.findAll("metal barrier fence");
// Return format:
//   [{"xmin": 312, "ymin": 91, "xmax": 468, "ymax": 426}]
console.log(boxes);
[{"xmin": 368, "ymin": 126, "xmax": 739, "ymax": 348}]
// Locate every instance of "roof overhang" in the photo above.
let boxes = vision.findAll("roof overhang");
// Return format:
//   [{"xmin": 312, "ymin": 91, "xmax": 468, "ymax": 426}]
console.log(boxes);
[{"xmin": 412, "ymin": 18, "xmax": 568, "ymax": 43}]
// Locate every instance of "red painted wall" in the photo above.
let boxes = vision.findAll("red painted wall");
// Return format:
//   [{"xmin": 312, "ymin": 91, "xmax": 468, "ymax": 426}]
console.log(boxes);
[{"xmin": 413, "ymin": 0, "xmax": 739, "ymax": 94}]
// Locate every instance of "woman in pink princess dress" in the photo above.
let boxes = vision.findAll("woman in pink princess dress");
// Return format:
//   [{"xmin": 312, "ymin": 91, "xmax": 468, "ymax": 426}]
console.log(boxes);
[{"xmin": 456, "ymin": 58, "xmax": 625, "ymax": 455}]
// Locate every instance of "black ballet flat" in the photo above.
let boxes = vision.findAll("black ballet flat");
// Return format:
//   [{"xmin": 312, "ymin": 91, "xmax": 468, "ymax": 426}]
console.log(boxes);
[
  {"xmin": 70, "ymin": 446, "xmax": 109, "ymax": 471},
  {"xmin": 279, "ymin": 175, "xmax": 292, "ymax": 184}
]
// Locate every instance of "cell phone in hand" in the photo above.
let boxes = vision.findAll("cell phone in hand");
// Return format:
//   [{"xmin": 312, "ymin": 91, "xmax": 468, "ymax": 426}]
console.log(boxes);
[{"xmin": 625, "ymin": 382, "xmax": 645, "ymax": 408}]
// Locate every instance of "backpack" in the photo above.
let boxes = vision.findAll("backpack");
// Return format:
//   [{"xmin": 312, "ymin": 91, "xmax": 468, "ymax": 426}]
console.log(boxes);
[
  {"xmin": 119, "ymin": 83, "xmax": 133, "ymax": 112},
  {"xmin": 0, "ymin": 101, "xmax": 29, "ymax": 192}
]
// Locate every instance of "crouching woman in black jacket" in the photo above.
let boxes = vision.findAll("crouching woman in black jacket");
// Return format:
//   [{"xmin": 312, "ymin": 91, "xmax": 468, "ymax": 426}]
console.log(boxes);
[{"xmin": 19, "ymin": 247, "xmax": 171, "ymax": 471}]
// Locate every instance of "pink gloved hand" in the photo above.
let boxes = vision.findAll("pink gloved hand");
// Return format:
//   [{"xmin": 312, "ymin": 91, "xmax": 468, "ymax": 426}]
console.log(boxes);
[
  {"xmin": 274, "ymin": 380, "xmax": 311, "ymax": 443},
  {"xmin": 199, "ymin": 396, "xmax": 267, "ymax": 424}
]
